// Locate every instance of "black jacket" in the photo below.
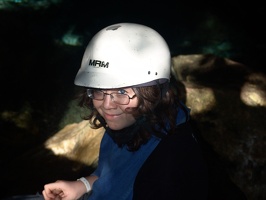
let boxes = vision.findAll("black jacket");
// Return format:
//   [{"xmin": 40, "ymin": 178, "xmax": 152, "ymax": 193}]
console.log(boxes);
[{"xmin": 133, "ymin": 122, "xmax": 208, "ymax": 200}]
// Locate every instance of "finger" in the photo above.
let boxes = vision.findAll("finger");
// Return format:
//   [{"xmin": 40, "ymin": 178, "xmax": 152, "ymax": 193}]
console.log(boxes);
[
  {"xmin": 42, "ymin": 189, "xmax": 53, "ymax": 200},
  {"xmin": 55, "ymin": 196, "xmax": 61, "ymax": 200},
  {"xmin": 43, "ymin": 188, "xmax": 57, "ymax": 199},
  {"xmin": 52, "ymin": 189, "xmax": 63, "ymax": 195}
]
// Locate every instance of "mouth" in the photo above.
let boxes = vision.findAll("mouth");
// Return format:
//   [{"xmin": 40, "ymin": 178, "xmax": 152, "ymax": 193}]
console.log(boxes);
[{"xmin": 103, "ymin": 112, "xmax": 122, "ymax": 120}]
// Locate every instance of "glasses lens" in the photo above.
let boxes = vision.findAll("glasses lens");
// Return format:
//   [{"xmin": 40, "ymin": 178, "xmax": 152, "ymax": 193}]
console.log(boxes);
[
  {"xmin": 93, "ymin": 90, "xmax": 104, "ymax": 100},
  {"xmin": 87, "ymin": 89, "xmax": 131, "ymax": 104},
  {"xmin": 87, "ymin": 89, "xmax": 104, "ymax": 100},
  {"xmin": 112, "ymin": 93, "xmax": 129, "ymax": 105}
]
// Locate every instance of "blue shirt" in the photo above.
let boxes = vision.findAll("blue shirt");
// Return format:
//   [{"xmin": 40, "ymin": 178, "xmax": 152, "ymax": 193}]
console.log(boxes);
[{"xmin": 88, "ymin": 105, "xmax": 190, "ymax": 200}]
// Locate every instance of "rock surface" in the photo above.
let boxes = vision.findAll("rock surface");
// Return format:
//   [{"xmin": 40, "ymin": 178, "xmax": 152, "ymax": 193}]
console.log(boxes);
[{"xmin": 172, "ymin": 54, "xmax": 266, "ymax": 200}]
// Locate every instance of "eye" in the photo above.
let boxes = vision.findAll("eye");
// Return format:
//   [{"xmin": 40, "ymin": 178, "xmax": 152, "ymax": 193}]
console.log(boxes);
[{"xmin": 117, "ymin": 89, "xmax": 127, "ymax": 94}]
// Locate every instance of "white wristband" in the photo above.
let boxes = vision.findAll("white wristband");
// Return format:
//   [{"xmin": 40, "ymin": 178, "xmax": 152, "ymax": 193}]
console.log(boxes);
[{"xmin": 77, "ymin": 177, "xmax": 91, "ymax": 192}]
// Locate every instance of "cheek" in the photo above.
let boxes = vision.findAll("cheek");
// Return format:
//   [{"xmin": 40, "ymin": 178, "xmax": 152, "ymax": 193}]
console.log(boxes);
[
  {"xmin": 130, "ymin": 97, "xmax": 139, "ymax": 107},
  {"xmin": 92, "ymin": 100, "xmax": 102, "ymax": 110},
  {"xmin": 121, "ymin": 99, "xmax": 138, "ymax": 113}
]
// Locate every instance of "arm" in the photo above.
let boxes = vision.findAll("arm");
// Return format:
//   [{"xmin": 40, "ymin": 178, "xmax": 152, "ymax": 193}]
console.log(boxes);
[
  {"xmin": 42, "ymin": 175, "xmax": 98, "ymax": 200},
  {"xmin": 42, "ymin": 133, "xmax": 108, "ymax": 200}
]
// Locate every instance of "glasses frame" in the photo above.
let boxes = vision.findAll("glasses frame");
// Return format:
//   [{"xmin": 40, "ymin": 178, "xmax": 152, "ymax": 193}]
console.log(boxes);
[{"xmin": 87, "ymin": 89, "xmax": 136, "ymax": 105}]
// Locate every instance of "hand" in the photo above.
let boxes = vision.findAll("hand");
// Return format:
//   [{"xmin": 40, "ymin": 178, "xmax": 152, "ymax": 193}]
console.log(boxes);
[{"xmin": 42, "ymin": 180, "xmax": 86, "ymax": 200}]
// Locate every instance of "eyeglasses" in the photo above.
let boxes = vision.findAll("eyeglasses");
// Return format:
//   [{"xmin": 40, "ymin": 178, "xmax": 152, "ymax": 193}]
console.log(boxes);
[{"xmin": 87, "ymin": 89, "xmax": 136, "ymax": 105}]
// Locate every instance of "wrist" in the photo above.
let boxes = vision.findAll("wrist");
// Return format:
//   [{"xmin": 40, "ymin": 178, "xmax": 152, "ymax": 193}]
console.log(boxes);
[{"xmin": 77, "ymin": 177, "xmax": 91, "ymax": 193}]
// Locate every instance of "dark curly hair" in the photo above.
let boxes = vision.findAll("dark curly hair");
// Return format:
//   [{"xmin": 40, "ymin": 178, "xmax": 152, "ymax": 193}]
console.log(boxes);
[{"xmin": 76, "ymin": 81, "xmax": 185, "ymax": 151}]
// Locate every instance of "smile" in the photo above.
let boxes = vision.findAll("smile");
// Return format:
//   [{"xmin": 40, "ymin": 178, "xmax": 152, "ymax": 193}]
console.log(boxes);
[{"xmin": 103, "ymin": 113, "xmax": 122, "ymax": 120}]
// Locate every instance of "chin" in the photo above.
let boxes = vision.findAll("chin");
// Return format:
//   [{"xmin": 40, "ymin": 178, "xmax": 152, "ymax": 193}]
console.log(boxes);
[{"xmin": 106, "ymin": 124, "xmax": 124, "ymax": 131}]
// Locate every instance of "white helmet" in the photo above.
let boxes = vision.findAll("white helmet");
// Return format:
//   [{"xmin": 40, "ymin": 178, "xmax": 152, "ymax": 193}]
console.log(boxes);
[{"xmin": 74, "ymin": 23, "xmax": 171, "ymax": 89}]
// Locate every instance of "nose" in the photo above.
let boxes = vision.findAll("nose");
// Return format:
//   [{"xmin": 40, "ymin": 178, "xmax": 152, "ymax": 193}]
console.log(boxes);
[{"xmin": 102, "ymin": 94, "xmax": 117, "ymax": 109}]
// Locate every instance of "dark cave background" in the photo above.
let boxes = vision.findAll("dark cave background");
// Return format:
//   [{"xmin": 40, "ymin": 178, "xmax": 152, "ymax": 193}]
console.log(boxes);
[{"xmin": 0, "ymin": 0, "xmax": 265, "ymax": 199}]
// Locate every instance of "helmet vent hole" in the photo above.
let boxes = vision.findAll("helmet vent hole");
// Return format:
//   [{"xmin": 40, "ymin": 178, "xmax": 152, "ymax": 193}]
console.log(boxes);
[
  {"xmin": 106, "ymin": 25, "xmax": 121, "ymax": 31},
  {"xmin": 155, "ymin": 72, "xmax": 158, "ymax": 75},
  {"xmin": 148, "ymin": 71, "xmax": 151, "ymax": 74}
]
